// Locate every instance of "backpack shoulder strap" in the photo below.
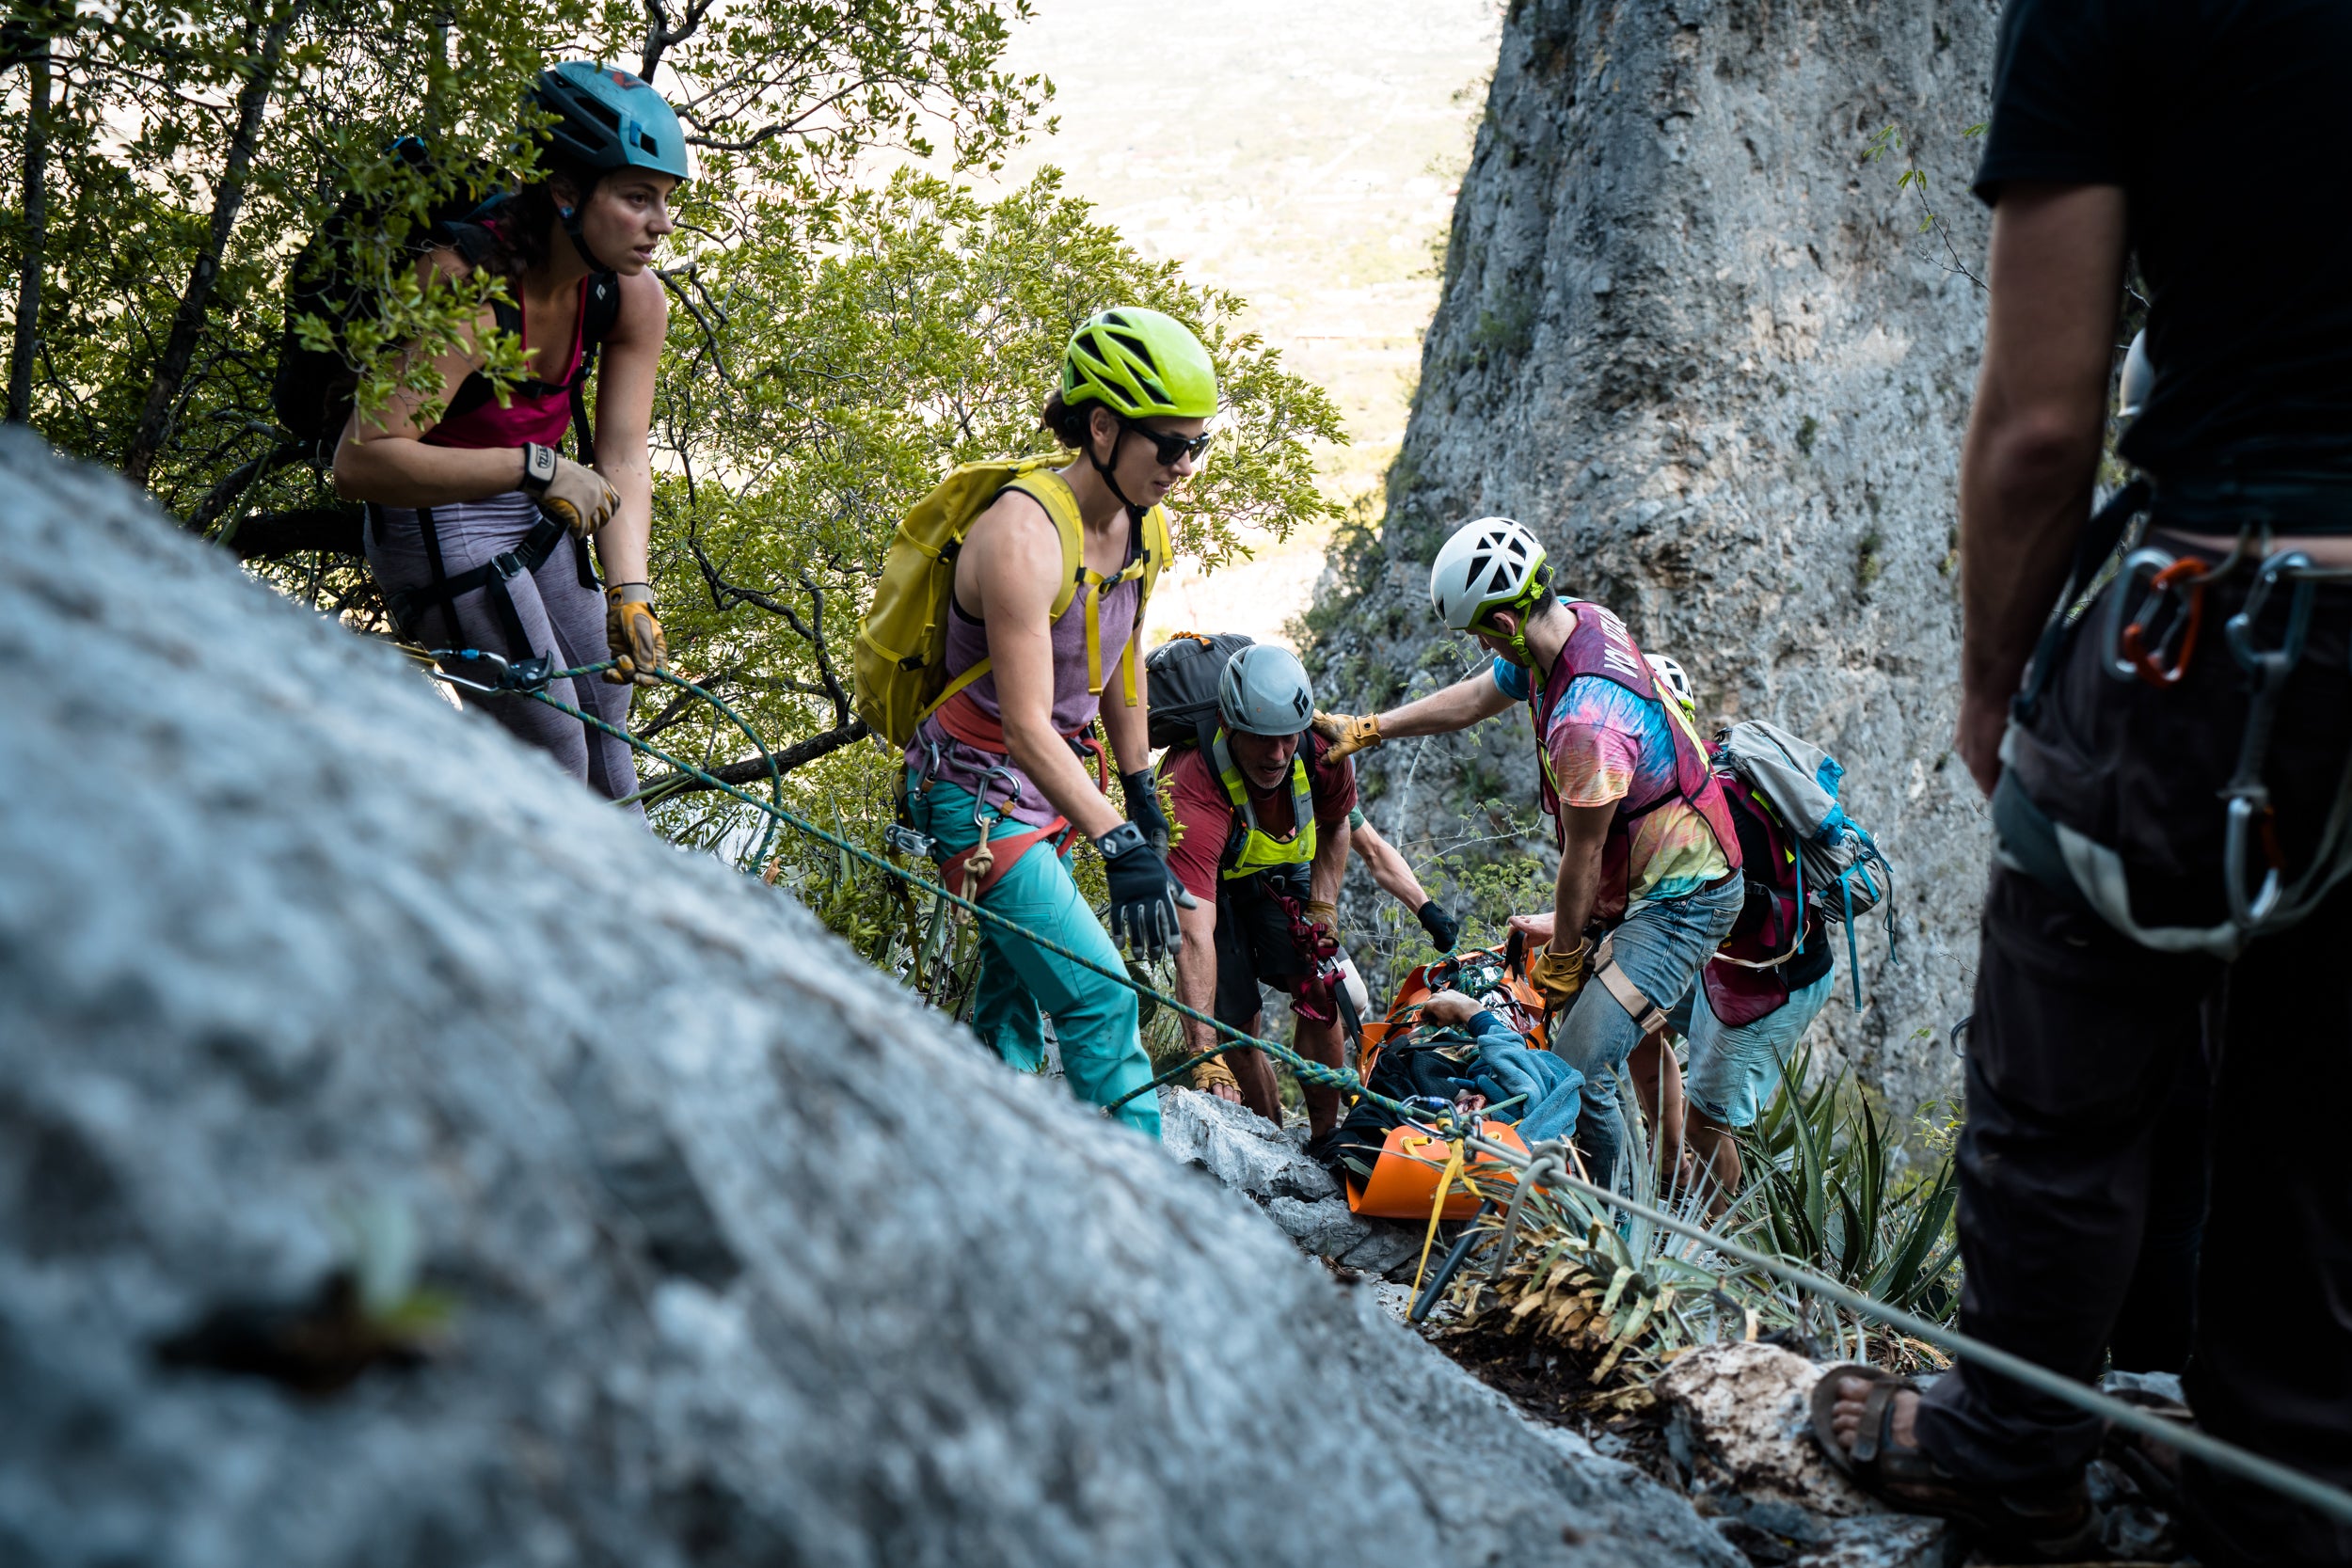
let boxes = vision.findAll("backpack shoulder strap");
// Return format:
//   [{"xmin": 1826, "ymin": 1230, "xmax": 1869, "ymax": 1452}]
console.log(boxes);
[
  {"xmin": 1136, "ymin": 502, "xmax": 1172, "ymax": 601},
  {"xmin": 1000, "ymin": 467, "xmax": 1087, "ymax": 622}
]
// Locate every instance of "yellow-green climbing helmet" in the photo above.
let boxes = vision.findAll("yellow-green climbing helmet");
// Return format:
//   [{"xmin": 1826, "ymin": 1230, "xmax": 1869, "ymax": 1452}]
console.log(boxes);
[{"xmin": 1061, "ymin": 308, "xmax": 1218, "ymax": 420}]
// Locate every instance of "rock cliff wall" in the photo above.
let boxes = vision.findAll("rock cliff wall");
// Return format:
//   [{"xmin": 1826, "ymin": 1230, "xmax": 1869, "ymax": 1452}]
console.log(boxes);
[
  {"xmin": 1313, "ymin": 0, "xmax": 2000, "ymax": 1117},
  {"xmin": 0, "ymin": 430, "xmax": 1741, "ymax": 1565}
]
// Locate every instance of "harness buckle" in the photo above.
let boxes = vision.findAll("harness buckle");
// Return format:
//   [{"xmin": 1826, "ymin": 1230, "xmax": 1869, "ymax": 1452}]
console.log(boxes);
[{"xmin": 882, "ymin": 823, "xmax": 940, "ymax": 861}]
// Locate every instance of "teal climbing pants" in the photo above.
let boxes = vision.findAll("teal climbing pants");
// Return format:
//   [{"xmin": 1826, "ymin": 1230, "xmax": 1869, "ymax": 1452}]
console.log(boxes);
[{"xmin": 906, "ymin": 780, "xmax": 1158, "ymax": 1138}]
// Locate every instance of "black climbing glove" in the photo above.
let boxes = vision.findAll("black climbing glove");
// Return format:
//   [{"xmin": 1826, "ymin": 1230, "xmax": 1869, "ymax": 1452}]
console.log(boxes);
[
  {"xmin": 1417, "ymin": 899, "xmax": 1461, "ymax": 952},
  {"xmin": 1120, "ymin": 768, "xmax": 1171, "ymax": 856},
  {"xmin": 1095, "ymin": 820, "xmax": 1195, "ymax": 959}
]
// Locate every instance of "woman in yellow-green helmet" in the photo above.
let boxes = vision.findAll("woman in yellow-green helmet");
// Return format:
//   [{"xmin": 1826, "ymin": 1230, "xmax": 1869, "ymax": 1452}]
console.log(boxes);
[{"xmin": 901, "ymin": 308, "xmax": 1217, "ymax": 1138}]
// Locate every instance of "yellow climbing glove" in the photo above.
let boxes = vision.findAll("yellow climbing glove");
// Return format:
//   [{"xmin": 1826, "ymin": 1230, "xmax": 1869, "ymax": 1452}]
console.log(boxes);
[
  {"xmin": 1189, "ymin": 1054, "xmax": 1242, "ymax": 1099},
  {"xmin": 519, "ymin": 441, "xmax": 620, "ymax": 539},
  {"xmin": 1529, "ymin": 939, "xmax": 1591, "ymax": 1014},
  {"xmin": 603, "ymin": 582, "xmax": 668, "ymax": 687},
  {"xmin": 1311, "ymin": 710, "xmax": 1383, "ymax": 763}
]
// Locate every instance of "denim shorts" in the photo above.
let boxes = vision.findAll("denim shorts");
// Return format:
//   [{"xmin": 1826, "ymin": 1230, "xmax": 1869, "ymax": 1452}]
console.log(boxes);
[{"xmin": 1670, "ymin": 969, "xmax": 1836, "ymax": 1127}]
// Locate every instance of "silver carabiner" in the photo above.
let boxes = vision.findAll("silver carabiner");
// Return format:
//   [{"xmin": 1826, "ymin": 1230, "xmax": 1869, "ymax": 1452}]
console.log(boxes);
[
  {"xmin": 2102, "ymin": 546, "xmax": 2179, "ymax": 682},
  {"xmin": 2224, "ymin": 551, "xmax": 2315, "ymax": 672},
  {"xmin": 2225, "ymin": 795, "xmax": 2285, "ymax": 929},
  {"xmin": 426, "ymin": 646, "xmax": 511, "ymax": 696},
  {"xmin": 970, "ymin": 763, "xmax": 1021, "ymax": 828}
]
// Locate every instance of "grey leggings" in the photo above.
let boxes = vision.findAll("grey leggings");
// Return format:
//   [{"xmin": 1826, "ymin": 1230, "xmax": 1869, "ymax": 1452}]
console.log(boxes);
[{"xmin": 366, "ymin": 489, "xmax": 640, "ymax": 806}]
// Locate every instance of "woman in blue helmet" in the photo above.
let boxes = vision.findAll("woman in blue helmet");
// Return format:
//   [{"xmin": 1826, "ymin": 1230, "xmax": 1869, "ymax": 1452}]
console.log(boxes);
[{"xmin": 336, "ymin": 62, "xmax": 688, "ymax": 803}]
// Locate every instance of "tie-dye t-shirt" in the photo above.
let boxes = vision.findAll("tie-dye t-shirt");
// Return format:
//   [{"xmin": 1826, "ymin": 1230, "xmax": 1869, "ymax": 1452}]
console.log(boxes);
[{"xmin": 1493, "ymin": 655, "xmax": 1731, "ymax": 902}]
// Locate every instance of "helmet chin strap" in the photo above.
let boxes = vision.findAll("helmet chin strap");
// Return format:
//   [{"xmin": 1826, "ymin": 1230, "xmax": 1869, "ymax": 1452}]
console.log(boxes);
[
  {"xmin": 558, "ymin": 202, "xmax": 612, "ymax": 274},
  {"xmin": 1089, "ymin": 422, "xmax": 1147, "ymax": 519}
]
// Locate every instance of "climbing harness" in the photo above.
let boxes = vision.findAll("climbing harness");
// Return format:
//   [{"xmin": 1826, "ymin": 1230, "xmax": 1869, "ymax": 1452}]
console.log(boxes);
[
  {"xmin": 381, "ymin": 508, "xmax": 600, "ymax": 670},
  {"xmin": 399, "ymin": 641, "xmax": 2352, "ymax": 1531},
  {"xmin": 2013, "ymin": 472, "xmax": 2352, "ymax": 958},
  {"xmin": 1589, "ymin": 930, "xmax": 1670, "ymax": 1037}
]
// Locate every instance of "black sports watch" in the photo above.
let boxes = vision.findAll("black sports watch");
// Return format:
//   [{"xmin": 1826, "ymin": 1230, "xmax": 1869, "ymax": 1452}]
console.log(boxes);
[{"xmin": 518, "ymin": 441, "xmax": 558, "ymax": 495}]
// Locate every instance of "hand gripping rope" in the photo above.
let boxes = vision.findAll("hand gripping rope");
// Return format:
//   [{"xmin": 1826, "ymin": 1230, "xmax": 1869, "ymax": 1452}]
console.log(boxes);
[{"xmin": 408, "ymin": 642, "xmax": 2352, "ymax": 1530}]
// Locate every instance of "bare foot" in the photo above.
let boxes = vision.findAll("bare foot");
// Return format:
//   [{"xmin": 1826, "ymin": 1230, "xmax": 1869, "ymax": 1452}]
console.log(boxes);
[{"xmin": 1829, "ymin": 1373, "xmax": 1919, "ymax": 1458}]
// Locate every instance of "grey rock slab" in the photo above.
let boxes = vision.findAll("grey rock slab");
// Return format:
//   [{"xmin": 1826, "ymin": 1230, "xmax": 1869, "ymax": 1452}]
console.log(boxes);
[
  {"xmin": 1659, "ymin": 1342, "xmax": 1878, "ymax": 1517},
  {"xmin": 1310, "ymin": 0, "xmax": 2005, "ymax": 1123},
  {"xmin": 1157, "ymin": 1085, "xmax": 1340, "ymax": 1202},
  {"xmin": 0, "ymin": 430, "xmax": 1742, "ymax": 1566},
  {"xmin": 1791, "ymin": 1513, "xmax": 1954, "ymax": 1568}
]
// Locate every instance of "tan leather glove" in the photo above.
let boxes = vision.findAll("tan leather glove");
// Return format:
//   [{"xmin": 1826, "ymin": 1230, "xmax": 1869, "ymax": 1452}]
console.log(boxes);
[
  {"xmin": 520, "ymin": 442, "xmax": 620, "ymax": 539},
  {"xmin": 603, "ymin": 582, "xmax": 668, "ymax": 686},
  {"xmin": 1189, "ymin": 1054, "xmax": 1242, "ymax": 1100},
  {"xmin": 1311, "ymin": 711, "xmax": 1383, "ymax": 763},
  {"xmin": 1528, "ymin": 939, "xmax": 1591, "ymax": 1014},
  {"xmin": 1304, "ymin": 898, "xmax": 1338, "ymax": 933}
]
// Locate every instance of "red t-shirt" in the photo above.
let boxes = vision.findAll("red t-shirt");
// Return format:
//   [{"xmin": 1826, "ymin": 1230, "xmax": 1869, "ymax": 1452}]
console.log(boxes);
[{"xmin": 1163, "ymin": 739, "xmax": 1358, "ymax": 901}]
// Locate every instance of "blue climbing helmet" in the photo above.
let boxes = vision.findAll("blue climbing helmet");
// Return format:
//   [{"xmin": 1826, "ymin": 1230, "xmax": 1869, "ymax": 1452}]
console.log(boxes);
[{"xmin": 530, "ymin": 61, "xmax": 691, "ymax": 183}]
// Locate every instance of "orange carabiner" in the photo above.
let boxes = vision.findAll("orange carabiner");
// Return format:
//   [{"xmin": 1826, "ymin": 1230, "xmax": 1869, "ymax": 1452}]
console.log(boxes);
[{"xmin": 2119, "ymin": 559, "xmax": 2209, "ymax": 687}]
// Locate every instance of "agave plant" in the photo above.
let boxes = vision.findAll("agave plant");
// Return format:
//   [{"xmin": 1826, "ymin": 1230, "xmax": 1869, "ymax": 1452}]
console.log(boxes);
[
  {"xmin": 1435, "ymin": 1042, "xmax": 1960, "ymax": 1394},
  {"xmin": 1738, "ymin": 1042, "xmax": 1961, "ymax": 1325}
]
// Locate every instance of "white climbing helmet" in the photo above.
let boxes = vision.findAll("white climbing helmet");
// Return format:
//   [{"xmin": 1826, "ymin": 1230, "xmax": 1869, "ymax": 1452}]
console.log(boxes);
[
  {"xmin": 2120, "ymin": 328, "xmax": 2153, "ymax": 421},
  {"xmin": 1217, "ymin": 642, "xmax": 1316, "ymax": 736},
  {"xmin": 1428, "ymin": 516, "xmax": 1549, "ymax": 632},
  {"xmin": 1645, "ymin": 653, "xmax": 1695, "ymax": 718}
]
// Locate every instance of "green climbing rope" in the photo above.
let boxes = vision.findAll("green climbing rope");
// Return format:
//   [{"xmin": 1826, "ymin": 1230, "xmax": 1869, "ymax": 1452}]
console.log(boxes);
[{"xmin": 411, "ymin": 646, "xmax": 2352, "ymax": 1529}]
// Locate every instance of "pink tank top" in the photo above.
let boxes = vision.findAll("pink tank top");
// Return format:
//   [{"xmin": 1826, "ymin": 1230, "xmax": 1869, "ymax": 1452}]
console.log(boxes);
[{"xmin": 425, "ymin": 273, "xmax": 587, "ymax": 451}]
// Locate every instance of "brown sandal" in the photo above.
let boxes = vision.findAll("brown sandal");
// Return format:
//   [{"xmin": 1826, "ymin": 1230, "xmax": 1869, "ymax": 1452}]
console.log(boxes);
[{"xmin": 1808, "ymin": 1364, "xmax": 2105, "ymax": 1562}]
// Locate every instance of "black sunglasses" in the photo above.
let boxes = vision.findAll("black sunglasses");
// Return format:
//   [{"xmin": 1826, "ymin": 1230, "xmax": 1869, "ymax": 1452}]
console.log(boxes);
[{"xmin": 1121, "ymin": 419, "xmax": 1213, "ymax": 467}]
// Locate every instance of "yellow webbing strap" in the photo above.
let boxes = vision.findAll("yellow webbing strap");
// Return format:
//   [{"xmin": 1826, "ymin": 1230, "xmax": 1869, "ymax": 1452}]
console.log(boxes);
[{"xmin": 1410, "ymin": 1136, "xmax": 1470, "ymax": 1297}]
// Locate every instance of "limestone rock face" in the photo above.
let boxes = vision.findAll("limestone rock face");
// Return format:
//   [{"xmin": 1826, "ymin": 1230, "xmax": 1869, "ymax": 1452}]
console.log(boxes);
[
  {"xmin": 0, "ymin": 431, "xmax": 1746, "ymax": 1566},
  {"xmin": 1157, "ymin": 1087, "xmax": 1423, "ymax": 1277},
  {"xmin": 1658, "ymin": 1341, "xmax": 1875, "ymax": 1518},
  {"xmin": 1312, "ymin": 0, "xmax": 2000, "ymax": 1115}
]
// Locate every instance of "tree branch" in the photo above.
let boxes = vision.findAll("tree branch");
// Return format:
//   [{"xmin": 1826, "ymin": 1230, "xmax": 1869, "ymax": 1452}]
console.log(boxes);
[
  {"xmin": 122, "ymin": 0, "xmax": 309, "ymax": 483},
  {"xmin": 190, "ymin": 439, "xmax": 303, "ymax": 536},
  {"xmin": 634, "ymin": 718, "xmax": 869, "ymax": 796},
  {"xmin": 8, "ymin": 31, "xmax": 50, "ymax": 424},
  {"xmin": 222, "ymin": 505, "xmax": 365, "ymax": 561}
]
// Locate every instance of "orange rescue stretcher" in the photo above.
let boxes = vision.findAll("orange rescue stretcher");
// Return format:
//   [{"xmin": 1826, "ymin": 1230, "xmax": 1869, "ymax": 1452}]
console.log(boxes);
[{"xmin": 1343, "ymin": 935, "xmax": 1551, "ymax": 1220}]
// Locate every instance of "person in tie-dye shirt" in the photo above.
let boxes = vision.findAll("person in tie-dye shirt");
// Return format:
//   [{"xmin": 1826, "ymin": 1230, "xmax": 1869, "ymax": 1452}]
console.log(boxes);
[{"xmin": 1311, "ymin": 517, "xmax": 1744, "ymax": 1189}]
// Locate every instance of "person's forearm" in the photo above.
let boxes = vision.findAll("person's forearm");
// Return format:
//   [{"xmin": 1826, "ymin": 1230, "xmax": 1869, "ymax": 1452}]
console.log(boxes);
[
  {"xmin": 1001, "ymin": 714, "xmax": 1125, "ymax": 837},
  {"xmin": 1373, "ymin": 852, "xmax": 1430, "ymax": 910},
  {"xmin": 1174, "ymin": 899, "xmax": 1219, "ymax": 1053},
  {"xmin": 595, "ymin": 449, "xmax": 655, "ymax": 586},
  {"xmin": 1309, "ymin": 819, "xmax": 1350, "ymax": 906},
  {"xmin": 1549, "ymin": 814, "xmax": 1610, "ymax": 952},
  {"xmin": 1959, "ymin": 420, "xmax": 2104, "ymax": 710},
  {"xmin": 1098, "ymin": 674, "xmax": 1150, "ymax": 776},
  {"xmin": 1953, "ymin": 182, "xmax": 2127, "ymax": 794},
  {"xmin": 333, "ymin": 435, "xmax": 525, "ymax": 507},
  {"xmin": 1377, "ymin": 673, "xmax": 1513, "ymax": 738}
]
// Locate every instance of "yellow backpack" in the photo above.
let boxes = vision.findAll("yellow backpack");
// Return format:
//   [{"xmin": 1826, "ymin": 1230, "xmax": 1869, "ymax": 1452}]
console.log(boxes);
[{"xmin": 853, "ymin": 454, "xmax": 1174, "ymax": 748}]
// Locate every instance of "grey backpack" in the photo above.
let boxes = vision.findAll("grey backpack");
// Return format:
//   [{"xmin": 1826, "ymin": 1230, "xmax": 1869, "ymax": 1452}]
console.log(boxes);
[{"xmin": 1713, "ymin": 721, "xmax": 1896, "ymax": 995}]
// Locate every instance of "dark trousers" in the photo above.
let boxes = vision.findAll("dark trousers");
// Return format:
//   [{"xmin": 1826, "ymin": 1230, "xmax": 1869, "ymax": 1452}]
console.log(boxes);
[{"xmin": 1917, "ymin": 552, "xmax": 2352, "ymax": 1568}]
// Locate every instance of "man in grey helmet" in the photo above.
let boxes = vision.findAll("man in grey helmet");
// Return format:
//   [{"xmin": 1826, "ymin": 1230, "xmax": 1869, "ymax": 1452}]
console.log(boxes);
[{"xmin": 1162, "ymin": 642, "xmax": 1358, "ymax": 1156}]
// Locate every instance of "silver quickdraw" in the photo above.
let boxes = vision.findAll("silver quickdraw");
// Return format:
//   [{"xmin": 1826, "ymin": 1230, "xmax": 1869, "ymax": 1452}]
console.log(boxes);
[{"xmin": 2094, "ymin": 538, "xmax": 2352, "ymax": 946}]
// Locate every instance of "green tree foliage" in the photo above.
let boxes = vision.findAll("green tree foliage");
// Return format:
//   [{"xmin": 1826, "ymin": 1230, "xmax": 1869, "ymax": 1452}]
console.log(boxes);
[{"xmin": 1, "ymin": 1, "xmax": 1344, "ymax": 964}]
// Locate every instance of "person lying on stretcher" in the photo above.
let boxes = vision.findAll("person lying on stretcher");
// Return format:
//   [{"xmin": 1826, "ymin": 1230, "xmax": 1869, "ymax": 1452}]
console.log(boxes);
[{"xmin": 1410, "ymin": 989, "xmax": 1585, "ymax": 1147}]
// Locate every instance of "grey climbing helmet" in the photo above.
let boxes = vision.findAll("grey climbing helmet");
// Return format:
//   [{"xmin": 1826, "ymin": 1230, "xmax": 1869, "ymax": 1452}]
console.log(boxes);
[{"xmin": 1217, "ymin": 643, "xmax": 1315, "ymax": 736}]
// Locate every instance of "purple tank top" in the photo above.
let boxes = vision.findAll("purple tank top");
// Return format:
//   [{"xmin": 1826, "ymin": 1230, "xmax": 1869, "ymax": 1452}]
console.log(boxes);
[{"xmin": 906, "ymin": 530, "xmax": 1143, "ymax": 827}]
